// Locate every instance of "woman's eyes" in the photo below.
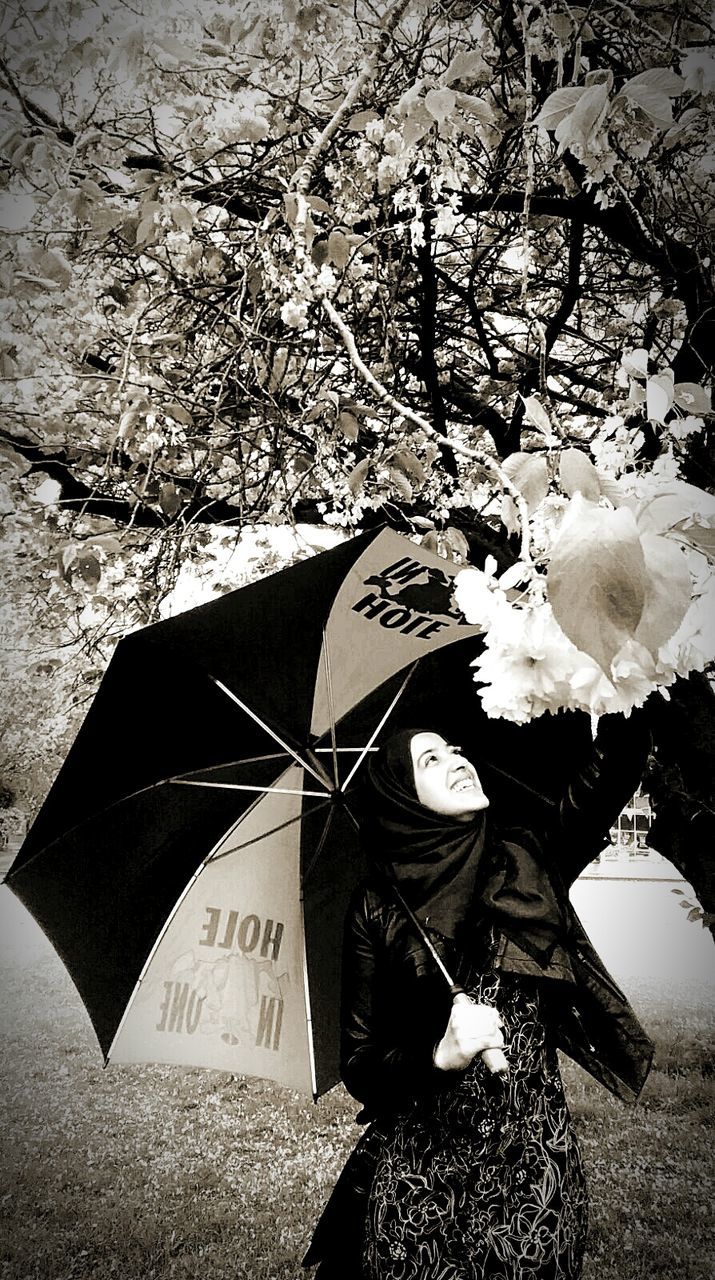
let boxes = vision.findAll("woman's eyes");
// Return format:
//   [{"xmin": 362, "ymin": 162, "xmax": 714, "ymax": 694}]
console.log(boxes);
[{"xmin": 422, "ymin": 745, "xmax": 461, "ymax": 765}]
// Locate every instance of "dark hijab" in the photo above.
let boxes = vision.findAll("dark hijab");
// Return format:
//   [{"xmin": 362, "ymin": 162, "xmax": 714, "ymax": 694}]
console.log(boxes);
[{"xmin": 365, "ymin": 728, "xmax": 565, "ymax": 964}]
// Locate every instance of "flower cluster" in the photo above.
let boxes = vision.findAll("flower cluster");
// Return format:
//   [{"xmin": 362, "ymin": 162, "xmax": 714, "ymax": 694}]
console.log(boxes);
[{"xmin": 454, "ymin": 463, "xmax": 715, "ymax": 723}]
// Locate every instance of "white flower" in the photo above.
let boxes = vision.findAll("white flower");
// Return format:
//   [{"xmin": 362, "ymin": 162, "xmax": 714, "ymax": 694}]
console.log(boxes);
[
  {"xmin": 668, "ymin": 414, "xmax": 704, "ymax": 441},
  {"xmin": 453, "ymin": 566, "xmax": 504, "ymax": 631},
  {"xmin": 280, "ymin": 299, "xmax": 308, "ymax": 330},
  {"xmin": 316, "ymin": 264, "xmax": 337, "ymax": 294},
  {"xmin": 469, "ymin": 598, "xmax": 671, "ymax": 722},
  {"xmin": 471, "ymin": 601, "xmax": 584, "ymax": 722}
]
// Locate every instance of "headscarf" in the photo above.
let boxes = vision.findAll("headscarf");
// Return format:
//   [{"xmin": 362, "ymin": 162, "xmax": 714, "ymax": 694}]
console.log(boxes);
[
  {"xmin": 365, "ymin": 728, "xmax": 565, "ymax": 965},
  {"xmin": 364, "ymin": 728, "xmax": 487, "ymax": 941}
]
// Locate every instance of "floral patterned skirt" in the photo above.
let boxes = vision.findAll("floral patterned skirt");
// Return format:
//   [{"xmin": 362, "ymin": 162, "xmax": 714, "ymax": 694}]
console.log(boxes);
[{"xmin": 363, "ymin": 973, "xmax": 588, "ymax": 1280}]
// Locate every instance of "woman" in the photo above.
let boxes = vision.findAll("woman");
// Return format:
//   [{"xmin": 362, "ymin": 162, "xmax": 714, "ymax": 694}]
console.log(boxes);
[{"xmin": 305, "ymin": 716, "xmax": 654, "ymax": 1280}]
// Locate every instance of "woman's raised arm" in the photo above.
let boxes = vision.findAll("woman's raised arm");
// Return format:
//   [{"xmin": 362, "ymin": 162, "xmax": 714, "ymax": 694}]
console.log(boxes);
[{"xmin": 552, "ymin": 706, "xmax": 653, "ymax": 886}]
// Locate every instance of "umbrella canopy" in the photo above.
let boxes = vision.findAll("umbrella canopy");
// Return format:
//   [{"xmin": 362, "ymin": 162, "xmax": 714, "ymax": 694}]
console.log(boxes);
[{"xmin": 7, "ymin": 527, "xmax": 590, "ymax": 1097}]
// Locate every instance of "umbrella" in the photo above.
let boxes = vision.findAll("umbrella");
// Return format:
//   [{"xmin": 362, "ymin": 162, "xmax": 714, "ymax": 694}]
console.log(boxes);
[{"xmin": 7, "ymin": 527, "xmax": 590, "ymax": 1098}]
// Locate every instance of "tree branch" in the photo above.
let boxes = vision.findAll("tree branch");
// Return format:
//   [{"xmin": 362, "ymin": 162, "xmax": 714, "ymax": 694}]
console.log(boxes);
[{"xmin": 415, "ymin": 208, "xmax": 457, "ymax": 477}]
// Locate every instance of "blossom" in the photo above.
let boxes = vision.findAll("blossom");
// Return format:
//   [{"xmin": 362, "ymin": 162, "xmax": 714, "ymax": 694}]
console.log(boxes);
[
  {"xmin": 454, "ymin": 558, "xmax": 510, "ymax": 631},
  {"xmin": 280, "ymin": 299, "xmax": 308, "ymax": 329},
  {"xmin": 668, "ymin": 415, "xmax": 705, "ymax": 442},
  {"xmin": 467, "ymin": 595, "xmax": 684, "ymax": 723},
  {"xmin": 471, "ymin": 602, "xmax": 585, "ymax": 723}
]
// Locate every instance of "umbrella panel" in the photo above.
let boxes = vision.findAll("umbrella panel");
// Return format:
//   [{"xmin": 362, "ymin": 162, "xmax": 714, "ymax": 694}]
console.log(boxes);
[{"xmin": 110, "ymin": 767, "xmax": 322, "ymax": 1096}]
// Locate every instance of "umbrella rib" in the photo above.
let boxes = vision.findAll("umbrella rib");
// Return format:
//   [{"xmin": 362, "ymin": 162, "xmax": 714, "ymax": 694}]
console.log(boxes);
[
  {"xmin": 210, "ymin": 676, "xmax": 332, "ymax": 790},
  {"xmin": 171, "ymin": 780, "xmax": 328, "ymax": 798},
  {"xmin": 340, "ymin": 661, "xmax": 419, "ymax": 792},
  {"xmin": 321, "ymin": 628, "xmax": 340, "ymax": 789},
  {"xmin": 209, "ymin": 797, "xmax": 332, "ymax": 862}
]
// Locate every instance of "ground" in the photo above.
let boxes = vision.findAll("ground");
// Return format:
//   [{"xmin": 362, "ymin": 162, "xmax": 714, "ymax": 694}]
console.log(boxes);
[{"xmin": 0, "ymin": 889, "xmax": 713, "ymax": 1280}]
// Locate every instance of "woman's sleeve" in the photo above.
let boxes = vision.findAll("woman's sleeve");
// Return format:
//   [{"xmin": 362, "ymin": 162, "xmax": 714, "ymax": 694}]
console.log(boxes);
[
  {"xmin": 552, "ymin": 706, "xmax": 653, "ymax": 886},
  {"xmin": 339, "ymin": 890, "xmax": 448, "ymax": 1113}
]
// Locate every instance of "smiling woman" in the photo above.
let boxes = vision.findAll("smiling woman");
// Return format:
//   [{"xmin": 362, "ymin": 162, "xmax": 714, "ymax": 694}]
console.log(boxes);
[
  {"xmin": 409, "ymin": 732, "xmax": 489, "ymax": 819},
  {"xmin": 304, "ymin": 715, "xmax": 656, "ymax": 1280}
]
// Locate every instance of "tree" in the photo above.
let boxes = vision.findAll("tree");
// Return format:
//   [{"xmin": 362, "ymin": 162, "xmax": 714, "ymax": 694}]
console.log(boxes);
[{"xmin": 0, "ymin": 0, "xmax": 713, "ymax": 923}]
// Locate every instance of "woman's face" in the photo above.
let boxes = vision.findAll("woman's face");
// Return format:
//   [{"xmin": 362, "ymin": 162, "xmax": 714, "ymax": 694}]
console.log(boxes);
[{"xmin": 409, "ymin": 732, "xmax": 489, "ymax": 819}]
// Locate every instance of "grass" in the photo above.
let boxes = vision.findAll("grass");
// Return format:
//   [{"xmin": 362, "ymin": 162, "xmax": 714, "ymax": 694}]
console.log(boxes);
[{"xmin": 0, "ymin": 951, "xmax": 713, "ymax": 1280}]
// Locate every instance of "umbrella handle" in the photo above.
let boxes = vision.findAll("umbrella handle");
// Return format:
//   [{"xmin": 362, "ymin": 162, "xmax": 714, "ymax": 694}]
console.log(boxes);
[{"xmin": 450, "ymin": 987, "xmax": 510, "ymax": 1078}]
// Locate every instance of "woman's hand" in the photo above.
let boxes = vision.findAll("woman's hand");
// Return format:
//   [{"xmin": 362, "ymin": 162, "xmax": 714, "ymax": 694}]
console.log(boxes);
[{"xmin": 433, "ymin": 994, "xmax": 505, "ymax": 1072}]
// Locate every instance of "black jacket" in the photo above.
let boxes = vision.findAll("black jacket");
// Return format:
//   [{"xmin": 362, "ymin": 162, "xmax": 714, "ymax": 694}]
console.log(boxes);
[{"xmin": 304, "ymin": 713, "xmax": 655, "ymax": 1272}]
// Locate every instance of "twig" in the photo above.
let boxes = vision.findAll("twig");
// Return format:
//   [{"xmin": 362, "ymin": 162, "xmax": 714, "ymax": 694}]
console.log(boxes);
[
  {"xmin": 323, "ymin": 298, "xmax": 532, "ymax": 561},
  {"xmin": 290, "ymin": 0, "xmax": 412, "ymax": 196},
  {"xmin": 283, "ymin": 0, "xmax": 532, "ymax": 559}
]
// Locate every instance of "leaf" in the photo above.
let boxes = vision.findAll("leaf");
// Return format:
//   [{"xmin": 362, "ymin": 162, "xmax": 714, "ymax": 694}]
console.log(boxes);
[
  {"xmin": 455, "ymin": 93, "xmax": 494, "ymax": 124},
  {"xmin": 420, "ymin": 530, "xmax": 441, "ymax": 555},
  {"xmin": 391, "ymin": 448, "xmax": 425, "ymax": 484},
  {"xmin": 268, "ymin": 348, "xmax": 289, "ymax": 392},
  {"xmin": 29, "ymin": 246, "xmax": 71, "ymax": 289},
  {"xmin": 307, "ymin": 196, "xmax": 332, "ymax": 215},
  {"xmin": 87, "ymin": 534, "xmax": 122, "ymax": 554},
  {"xmin": 596, "ymin": 470, "xmax": 627, "ymax": 508},
  {"xmin": 674, "ymin": 382, "xmax": 711, "ymax": 414},
  {"xmin": 338, "ymin": 411, "xmax": 360, "ymax": 441},
  {"xmin": 500, "ymin": 494, "xmax": 520, "ymax": 538},
  {"xmin": 637, "ymin": 481, "xmax": 715, "ymax": 534},
  {"xmin": 646, "ymin": 373, "xmax": 674, "ymax": 424},
  {"xmin": 620, "ymin": 83, "xmax": 674, "ymax": 128},
  {"xmin": 171, "ymin": 203, "xmax": 194, "ymax": 233},
  {"xmin": 502, "ymin": 452, "xmax": 549, "ymax": 511},
  {"xmin": 75, "ymin": 551, "xmax": 101, "ymax": 587},
  {"xmin": 165, "ymin": 402, "xmax": 194, "ymax": 427},
  {"xmin": 402, "ymin": 115, "xmax": 433, "ymax": 146},
  {"xmin": 0, "ymin": 444, "xmax": 31, "ymax": 479},
  {"xmin": 442, "ymin": 50, "xmax": 486, "ymax": 86},
  {"xmin": 444, "ymin": 526, "xmax": 470, "ymax": 561},
  {"xmin": 635, "ymin": 533, "xmax": 692, "ymax": 656},
  {"xmin": 534, "ymin": 87, "xmax": 586, "ymax": 132},
  {"xmin": 547, "ymin": 494, "xmax": 647, "ymax": 673},
  {"xmin": 159, "ymin": 482, "xmax": 181, "ymax": 517},
  {"xmin": 293, "ymin": 452, "xmax": 313, "ymax": 475},
  {"xmin": 623, "ymin": 67, "xmax": 686, "ymax": 97},
  {"xmin": 135, "ymin": 215, "xmax": 157, "ymax": 247},
  {"xmin": 58, "ymin": 544, "xmax": 77, "ymax": 582},
  {"xmin": 283, "ymin": 192, "xmax": 298, "ymax": 226},
  {"xmin": 621, "ymin": 347, "xmax": 649, "ymax": 378},
  {"xmin": 674, "ymin": 521, "xmax": 715, "ymax": 561},
  {"xmin": 346, "ymin": 110, "xmax": 381, "ymax": 131},
  {"xmin": 388, "ymin": 468, "xmax": 413, "ymax": 501},
  {"xmin": 346, "ymin": 458, "xmax": 370, "ymax": 495},
  {"xmin": 521, "ymin": 395, "xmax": 557, "ymax": 441},
  {"xmin": 311, "ymin": 237, "xmax": 330, "ymax": 268},
  {"xmin": 554, "ymin": 82, "xmax": 610, "ymax": 150},
  {"xmin": 559, "ymin": 448, "xmax": 601, "ymax": 501},
  {"xmin": 327, "ymin": 230, "xmax": 351, "ymax": 269},
  {"xmin": 424, "ymin": 87, "xmax": 457, "ymax": 123}
]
